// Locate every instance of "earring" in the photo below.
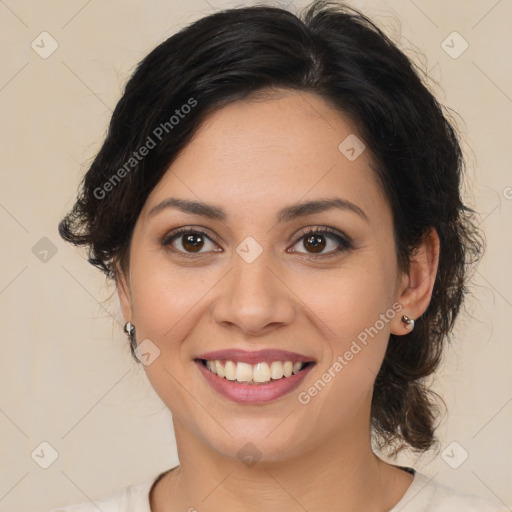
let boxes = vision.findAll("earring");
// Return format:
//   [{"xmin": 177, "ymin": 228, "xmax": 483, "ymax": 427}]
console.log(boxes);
[
  {"xmin": 401, "ymin": 315, "xmax": 415, "ymax": 332},
  {"xmin": 124, "ymin": 321, "xmax": 134, "ymax": 335},
  {"xmin": 124, "ymin": 321, "xmax": 138, "ymax": 354}
]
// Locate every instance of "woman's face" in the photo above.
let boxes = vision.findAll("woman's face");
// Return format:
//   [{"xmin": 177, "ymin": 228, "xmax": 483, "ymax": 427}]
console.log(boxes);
[{"xmin": 118, "ymin": 90, "xmax": 410, "ymax": 462}]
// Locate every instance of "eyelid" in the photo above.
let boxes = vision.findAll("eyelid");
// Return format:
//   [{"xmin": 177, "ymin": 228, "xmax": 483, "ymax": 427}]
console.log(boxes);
[
  {"xmin": 291, "ymin": 225, "xmax": 351, "ymax": 244},
  {"xmin": 161, "ymin": 225, "xmax": 221, "ymax": 246}
]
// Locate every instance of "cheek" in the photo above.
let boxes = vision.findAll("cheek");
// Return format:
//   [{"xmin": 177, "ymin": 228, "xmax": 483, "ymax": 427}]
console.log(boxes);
[
  {"xmin": 130, "ymin": 257, "xmax": 212, "ymax": 341},
  {"xmin": 296, "ymin": 253, "xmax": 395, "ymax": 339},
  {"xmin": 293, "ymin": 254, "xmax": 395, "ymax": 395},
  {"xmin": 295, "ymin": 281, "xmax": 394, "ymax": 429}
]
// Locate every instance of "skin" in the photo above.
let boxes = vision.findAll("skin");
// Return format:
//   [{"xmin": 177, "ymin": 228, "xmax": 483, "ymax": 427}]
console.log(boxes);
[{"xmin": 116, "ymin": 89, "xmax": 440, "ymax": 512}]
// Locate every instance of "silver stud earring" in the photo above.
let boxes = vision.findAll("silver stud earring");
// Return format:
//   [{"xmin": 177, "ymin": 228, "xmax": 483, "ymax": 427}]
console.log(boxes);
[
  {"xmin": 124, "ymin": 321, "xmax": 134, "ymax": 335},
  {"xmin": 401, "ymin": 315, "xmax": 415, "ymax": 332},
  {"xmin": 124, "ymin": 321, "xmax": 138, "ymax": 355}
]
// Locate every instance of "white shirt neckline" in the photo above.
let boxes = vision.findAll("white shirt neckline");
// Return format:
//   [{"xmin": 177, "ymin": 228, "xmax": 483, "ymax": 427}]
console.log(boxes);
[
  {"xmin": 134, "ymin": 467, "xmax": 427, "ymax": 512},
  {"xmin": 64, "ymin": 466, "xmax": 505, "ymax": 512}
]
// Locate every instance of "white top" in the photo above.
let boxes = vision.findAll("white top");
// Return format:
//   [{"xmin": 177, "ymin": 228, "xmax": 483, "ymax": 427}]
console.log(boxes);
[{"xmin": 49, "ymin": 469, "xmax": 508, "ymax": 512}]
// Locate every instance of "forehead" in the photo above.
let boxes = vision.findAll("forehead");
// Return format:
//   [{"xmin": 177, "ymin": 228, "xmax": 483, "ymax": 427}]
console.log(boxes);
[{"xmin": 142, "ymin": 90, "xmax": 391, "ymax": 230}]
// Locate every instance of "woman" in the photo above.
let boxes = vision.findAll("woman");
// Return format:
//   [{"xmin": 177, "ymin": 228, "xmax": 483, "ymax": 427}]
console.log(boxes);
[{"xmin": 52, "ymin": 1, "xmax": 505, "ymax": 511}]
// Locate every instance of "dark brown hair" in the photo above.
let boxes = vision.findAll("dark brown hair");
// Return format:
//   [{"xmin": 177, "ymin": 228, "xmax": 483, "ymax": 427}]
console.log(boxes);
[{"xmin": 59, "ymin": 0, "xmax": 484, "ymax": 456}]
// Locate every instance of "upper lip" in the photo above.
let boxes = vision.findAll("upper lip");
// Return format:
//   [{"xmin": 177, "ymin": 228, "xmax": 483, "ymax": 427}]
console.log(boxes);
[{"xmin": 195, "ymin": 349, "xmax": 316, "ymax": 364}]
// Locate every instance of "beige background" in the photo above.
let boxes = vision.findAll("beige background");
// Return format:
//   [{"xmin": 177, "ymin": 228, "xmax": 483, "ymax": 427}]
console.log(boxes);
[{"xmin": 0, "ymin": 1, "xmax": 511, "ymax": 511}]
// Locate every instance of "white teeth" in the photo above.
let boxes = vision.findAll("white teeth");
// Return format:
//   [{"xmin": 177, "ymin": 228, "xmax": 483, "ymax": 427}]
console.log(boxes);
[
  {"xmin": 224, "ymin": 360, "xmax": 236, "ymax": 380},
  {"xmin": 203, "ymin": 359, "xmax": 308, "ymax": 384},
  {"xmin": 215, "ymin": 360, "xmax": 225, "ymax": 378},
  {"xmin": 253, "ymin": 362, "xmax": 270, "ymax": 383},
  {"xmin": 270, "ymin": 361, "xmax": 284, "ymax": 379},
  {"xmin": 235, "ymin": 362, "xmax": 253, "ymax": 382}
]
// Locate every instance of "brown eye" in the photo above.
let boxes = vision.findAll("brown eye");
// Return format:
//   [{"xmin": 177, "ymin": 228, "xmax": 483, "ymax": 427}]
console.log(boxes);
[
  {"xmin": 163, "ymin": 229, "xmax": 220, "ymax": 255},
  {"xmin": 181, "ymin": 232, "xmax": 205, "ymax": 252},
  {"xmin": 289, "ymin": 227, "xmax": 351, "ymax": 257},
  {"xmin": 303, "ymin": 233, "xmax": 327, "ymax": 253}
]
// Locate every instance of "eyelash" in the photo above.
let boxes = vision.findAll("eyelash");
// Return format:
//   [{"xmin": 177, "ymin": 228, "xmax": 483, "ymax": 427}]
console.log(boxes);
[{"xmin": 161, "ymin": 226, "xmax": 352, "ymax": 260}]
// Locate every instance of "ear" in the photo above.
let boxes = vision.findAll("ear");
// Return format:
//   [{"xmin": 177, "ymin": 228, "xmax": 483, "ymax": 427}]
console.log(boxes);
[
  {"xmin": 391, "ymin": 227, "xmax": 440, "ymax": 335},
  {"xmin": 114, "ymin": 260, "xmax": 133, "ymax": 323}
]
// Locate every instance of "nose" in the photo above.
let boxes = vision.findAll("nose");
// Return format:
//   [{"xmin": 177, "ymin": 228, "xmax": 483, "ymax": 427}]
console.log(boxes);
[{"xmin": 211, "ymin": 248, "xmax": 296, "ymax": 336}]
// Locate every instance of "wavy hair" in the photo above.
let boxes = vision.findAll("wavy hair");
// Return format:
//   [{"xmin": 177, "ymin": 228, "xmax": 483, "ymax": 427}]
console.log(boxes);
[{"xmin": 59, "ymin": 0, "xmax": 484, "ymax": 455}]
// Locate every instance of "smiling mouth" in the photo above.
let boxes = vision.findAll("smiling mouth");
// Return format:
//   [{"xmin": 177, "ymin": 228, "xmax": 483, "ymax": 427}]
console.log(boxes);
[{"xmin": 197, "ymin": 358, "xmax": 315, "ymax": 385}]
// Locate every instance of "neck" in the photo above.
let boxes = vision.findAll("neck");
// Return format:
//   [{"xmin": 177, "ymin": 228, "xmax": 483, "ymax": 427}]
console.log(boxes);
[{"xmin": 156, "ymin": 418, "xmax": 412, "ymax": 512}]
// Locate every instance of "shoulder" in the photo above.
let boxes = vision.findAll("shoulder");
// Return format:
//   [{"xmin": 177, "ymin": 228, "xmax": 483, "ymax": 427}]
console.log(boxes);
[
  {"xmin": 392, "ymin": 471, "xmax": 509, "ymax": 512},
  {"xmin": 46, "ymin": 475, "xmax": 157, "ymax": 512}
]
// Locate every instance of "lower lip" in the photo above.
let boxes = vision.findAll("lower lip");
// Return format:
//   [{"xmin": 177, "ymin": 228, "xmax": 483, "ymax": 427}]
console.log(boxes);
[{"xmin": 195, "ymin": 360, "xmax": 315, "ymax": 404}]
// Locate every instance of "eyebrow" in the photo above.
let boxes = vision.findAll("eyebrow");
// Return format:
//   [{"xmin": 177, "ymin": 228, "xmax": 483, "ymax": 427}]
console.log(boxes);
[{"xmin": 148, "ymin": 197, "xmax": 369, "ymax": 224}]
